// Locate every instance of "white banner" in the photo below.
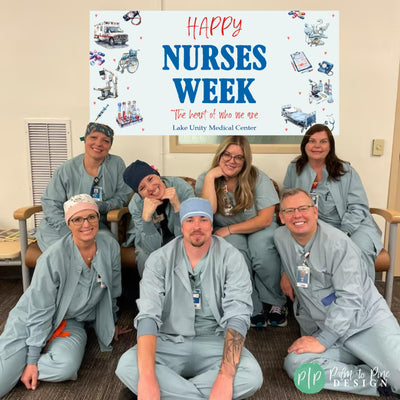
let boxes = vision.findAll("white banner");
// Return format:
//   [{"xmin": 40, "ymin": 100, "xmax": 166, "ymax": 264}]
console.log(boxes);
[{"xmin": 90, "ymin": 10, "xmax": 339, "ymax": 135}]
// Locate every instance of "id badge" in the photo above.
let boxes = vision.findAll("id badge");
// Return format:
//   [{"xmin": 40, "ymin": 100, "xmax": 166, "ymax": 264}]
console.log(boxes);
[
  {"xmin": 311, "ymin": 193, "xmax": 318, "ymax": 207},
  {"xmin": 97, "ymin": 274, "xmax": 107, "ymax": 289},
  {"xmin": 193, "ymin": 289, "xmax": 201, "ymax": 310},
  {"xmin": 91, "ymin": 186, "xmax": 103, "ymax": 201},
  {"xmin": 297, "ymin": 265, "xmax": 310, "ymax": 288}
]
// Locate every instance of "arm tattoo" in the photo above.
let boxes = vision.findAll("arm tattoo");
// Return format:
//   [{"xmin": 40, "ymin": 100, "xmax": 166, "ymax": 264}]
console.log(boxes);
[{"xmin": 219, "ymin": 328, "xmax": 245, "ymax": 377}]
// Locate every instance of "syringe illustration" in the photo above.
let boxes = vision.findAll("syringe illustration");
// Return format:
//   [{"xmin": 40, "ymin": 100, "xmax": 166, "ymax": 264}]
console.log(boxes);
[{"xmin": 95, "ymin": 104, "xmax": 109, "ymax": 121}]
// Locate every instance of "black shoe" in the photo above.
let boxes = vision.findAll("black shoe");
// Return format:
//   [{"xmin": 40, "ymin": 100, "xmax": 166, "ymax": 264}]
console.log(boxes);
[
  {"xmin": 118, "ymin": 387, "xmax": 137, "ymax": 400},
  {"xmin": 268, "ymin": 305, "xmax": 288, "ymax": 327},
  {"xmin": 378, "ymin": 377, "xmax": 400, "ymax": 398},
  {"xmin": 250, "ymin": 313, "xmax": 267, "ymax": 328}
]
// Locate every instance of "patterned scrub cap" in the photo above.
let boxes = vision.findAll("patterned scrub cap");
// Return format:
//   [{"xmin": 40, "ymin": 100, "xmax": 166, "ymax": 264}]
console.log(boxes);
[
  {"xmin": 64, "ymin": 194, "xmax": 99, "ymax": 224},
  {"xmin": 80, "ymin": 122, "xmax": 114, "ymax": 144}
]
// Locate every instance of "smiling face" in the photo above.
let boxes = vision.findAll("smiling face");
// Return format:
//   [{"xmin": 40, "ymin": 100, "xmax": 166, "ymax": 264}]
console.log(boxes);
[
  {"xmin": 137, "ymin": 174, "xmax": 166, "ymax": 199},
  {"xmin": 218, "ymin": 144, "xmax": 245, "ymax": 178},
  {"xmin": 280, "ymin": 192, "xmax": 318, "ymax": 245},
  {"xmin": 305, "ymin": 130, "xmax": 331, "ymax": 163},
  {"xmin": 181, "ymin": 215, "xmax": 213, "ymax": 248},
  {"xmin": 68, "ymin": 210, "xmax": 99, "ymax": 244},
  {"xmin": 84, "ymin": 131, "xmax": 112, "ymax": 162}
]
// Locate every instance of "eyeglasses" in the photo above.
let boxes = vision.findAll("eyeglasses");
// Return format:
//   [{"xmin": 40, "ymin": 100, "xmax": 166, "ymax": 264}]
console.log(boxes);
[
  {"xmin": 281, "ymin": 205, "xmax": 314, "ymax": 216},
  {"xmin": 221, "ymin": 151, "xmax": 245, "ymax": 163},
  {"xmin": 308, "ymin": 138, "xmax": 329, "ymax": 145},
  {"xmin": 69, "ymin": 214, "xmax": 99, "ymax": 226}
]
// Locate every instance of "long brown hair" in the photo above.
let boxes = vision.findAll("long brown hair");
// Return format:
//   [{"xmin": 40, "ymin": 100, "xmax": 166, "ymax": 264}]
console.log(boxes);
[
  {"xmin": 211, "ymin": 136, "xmax": 258, "ymax": 214},
  {"xmin": 295, "ymin": 124, "xmax": 347, "ymax": 180}
]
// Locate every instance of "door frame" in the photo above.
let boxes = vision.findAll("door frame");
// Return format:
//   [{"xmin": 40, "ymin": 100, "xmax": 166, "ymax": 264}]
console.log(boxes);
[{"xmin": 387, "ymin": 64, "xmax": 400, "ymax": 275}]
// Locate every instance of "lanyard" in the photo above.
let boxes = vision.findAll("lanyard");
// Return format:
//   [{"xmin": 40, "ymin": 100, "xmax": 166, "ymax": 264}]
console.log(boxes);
[{"xmin": 302, "ymin": 251, "xmax": 310, "ymax": 266}]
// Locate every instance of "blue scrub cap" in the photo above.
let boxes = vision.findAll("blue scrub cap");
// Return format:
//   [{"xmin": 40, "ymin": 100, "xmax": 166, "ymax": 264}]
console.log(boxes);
[{"xmin": 180, "ymin": 198, "xmax": 213, "ymax": 224}]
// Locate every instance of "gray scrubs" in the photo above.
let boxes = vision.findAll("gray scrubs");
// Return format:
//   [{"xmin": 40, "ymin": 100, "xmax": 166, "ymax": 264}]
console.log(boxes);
[
  {"xmin": 274, "ymin": 220, "xmax": 400, "ymax": 396},
  {"xmin": 0, "ymin": 231, "xmax": 121, "ymax": 397},
  {"xmin": 125, "ymin": 176, "xmax": 194, "ymax": 276},
  {"xmin": 116, "ymin": 236, "xmax": 263, "ymax": 399},
  {"xmin": 36, "ymin": 153, "xmax": 132, "ymax": 251},
  {"xmin": 283, "ymin": 161, "xmax": 383, "ymax": 279},
  {"xmin": 196, "ymin": 170, "xmax": 286, "ymax": 314}
]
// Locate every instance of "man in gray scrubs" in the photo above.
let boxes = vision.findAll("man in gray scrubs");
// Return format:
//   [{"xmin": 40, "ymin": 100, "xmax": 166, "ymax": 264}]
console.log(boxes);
[
  {"xmin": 274, "ymin": 188, "xmax": 400, "ymax": 397},
  {"xmin": 116, "ymin": 197, "xmax": 262, "ymax": 400}
]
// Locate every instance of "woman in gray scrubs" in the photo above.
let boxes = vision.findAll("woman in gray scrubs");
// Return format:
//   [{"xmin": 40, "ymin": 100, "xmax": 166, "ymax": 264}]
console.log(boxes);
[
  {"xmin": 283, "ymin": 124, "xmax": 382, "ymax": 279},
  {"xmin": 0, "ymin": 194, "xmax": 129, "ymax": 397},
  {"xmin": 196, "ymin": 136, "xmax": 287, "ymax": 328},
  {"xmin": 36, "ymin": 122, "xmax": 132, "ymax": 251}
]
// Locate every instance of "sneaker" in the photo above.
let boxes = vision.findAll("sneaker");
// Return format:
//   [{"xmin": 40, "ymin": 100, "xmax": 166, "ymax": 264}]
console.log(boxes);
[
  {"xmin": 250, "ymin": 313, "xmax": 267, "ymax": 328},
  {"xmin": 268, "ymin": 305, "xmax": 288, "ymax": 327}
]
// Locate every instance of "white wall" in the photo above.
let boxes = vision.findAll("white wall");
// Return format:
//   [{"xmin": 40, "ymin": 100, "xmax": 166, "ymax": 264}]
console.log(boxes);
[{"xmin": 0, "ymin": 0, "xmax": 399, "ymax": 231}]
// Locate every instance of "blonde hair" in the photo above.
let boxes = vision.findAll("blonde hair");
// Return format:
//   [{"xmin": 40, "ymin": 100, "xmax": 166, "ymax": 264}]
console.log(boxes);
[{"xmin": 211, "ymin": 136, "xmax": 258, "ymax": 214}]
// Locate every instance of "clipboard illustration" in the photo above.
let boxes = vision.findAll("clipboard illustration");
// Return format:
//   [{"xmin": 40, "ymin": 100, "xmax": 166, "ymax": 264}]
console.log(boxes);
[{"xmin": 290, "ymin": 51, "xmax": 313, "ymax": 73}]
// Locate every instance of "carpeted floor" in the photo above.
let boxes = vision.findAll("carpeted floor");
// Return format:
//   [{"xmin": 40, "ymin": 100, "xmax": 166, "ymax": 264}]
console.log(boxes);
[{"xmin": 0, "ymin": 271, "xmax": 399, "ymax": 400}]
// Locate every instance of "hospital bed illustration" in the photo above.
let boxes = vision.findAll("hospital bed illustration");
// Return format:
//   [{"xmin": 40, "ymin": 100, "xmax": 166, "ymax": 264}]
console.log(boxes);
[{"xmin": 281, "ymin": 105, "xmax": 316, "ymax": 132}]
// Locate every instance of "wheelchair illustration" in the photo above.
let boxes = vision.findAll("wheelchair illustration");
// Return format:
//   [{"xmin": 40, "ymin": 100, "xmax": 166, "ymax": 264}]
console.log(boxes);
[{"xmin": 116, "ymin": 49, "xmax": 139, "ymax": 74}]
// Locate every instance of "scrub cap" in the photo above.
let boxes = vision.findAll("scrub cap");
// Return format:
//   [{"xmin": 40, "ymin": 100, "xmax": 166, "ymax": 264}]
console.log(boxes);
[
  {"xmin": 180, "ymin": 198, "xmax": 213, "ymax": 224},
  {"xmin": 80, "ymin": 122, "xmax": 114, "ymax": 144},
  {"xmin": 123, "ymin": 160, "xmax": 160, "ymax": 193},
  {"xmin": 64, "ymin": 194, "xmax": 99, "ymax": 224}
]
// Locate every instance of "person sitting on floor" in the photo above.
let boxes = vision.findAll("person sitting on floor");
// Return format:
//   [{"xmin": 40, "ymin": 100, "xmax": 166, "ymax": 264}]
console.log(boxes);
[
  {"xmin": 0, "ymin": 194, "xmax": 130, "ymax": 397},
  {"xmin": 274, "ymin": 188, "xmax": 400, "ymax": 397},
  {"xmin": 115, "ymin": 197, "xmax": 263, "ymax": 400},
  {"xmin": 123, "ymin": 160, "xmax": 194, "ymax": 276}
]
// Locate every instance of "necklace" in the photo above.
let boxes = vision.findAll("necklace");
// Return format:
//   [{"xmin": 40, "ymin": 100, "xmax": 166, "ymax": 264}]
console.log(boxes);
[
  {"xmin": 86, "ymin": 249, "xmax": 96, "ymax": 262},
  {"xmin": 81, "ymin": 241, "xmax": 97, "ymax": 263}
]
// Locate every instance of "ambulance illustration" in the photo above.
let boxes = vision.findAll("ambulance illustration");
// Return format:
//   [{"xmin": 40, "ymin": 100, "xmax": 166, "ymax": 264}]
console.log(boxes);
[{"xmin": 94, "ymin": 21, "xmax": 128, "ymax": 46}]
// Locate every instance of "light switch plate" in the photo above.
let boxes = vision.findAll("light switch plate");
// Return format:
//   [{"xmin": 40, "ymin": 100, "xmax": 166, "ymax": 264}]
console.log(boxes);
[{"xmin": 372, "ymin": 139, "xmax": 384, "ymax": 156}]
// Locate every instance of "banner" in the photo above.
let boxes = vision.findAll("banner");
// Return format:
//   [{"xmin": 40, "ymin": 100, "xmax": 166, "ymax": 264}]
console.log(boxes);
[{"xmin": 90, "ymin": 11, "xmax": 339, "ymax": 135}]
